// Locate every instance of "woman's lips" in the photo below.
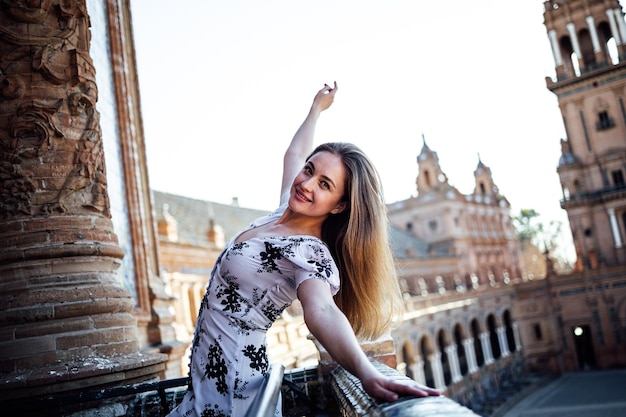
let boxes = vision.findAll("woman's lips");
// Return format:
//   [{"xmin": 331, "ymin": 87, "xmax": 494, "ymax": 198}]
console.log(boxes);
[{"xmin": 295, "ymin": 189, "xmax": 311, "ymax": 202}]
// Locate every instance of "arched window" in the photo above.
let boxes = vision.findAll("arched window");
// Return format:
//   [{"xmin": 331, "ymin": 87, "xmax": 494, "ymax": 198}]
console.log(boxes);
[
  {"xmin": 577, "ymin": 28, "xmax": 596, "ymax": 68},
  {"xmin": 437, "ymin": 329, "xmax": 451, "ymax": 385},
  {"xmin": 401, "ymin": 342, "xmax": 415, "ymax": 379},
  {"xmin": 454, "ymin": 324, "xmax": 468, "ymax": 376},
  {"xmin": 423, "ymin": 170, "xmax": 432, "ymax": 187},
  {"xmin": 487, "ymin": 314, "xmax": 501, "ymax": 359},
  {"xmin": 471, "ymin": 319, "xmax": 484, "ymax": 366},
  {"xmin": 420, "ymin": 336, "xmax": 435, "ymax": 388},
  {"xmin": 503, "ymin": 310, "xmax": 516, "ymax": 353}
]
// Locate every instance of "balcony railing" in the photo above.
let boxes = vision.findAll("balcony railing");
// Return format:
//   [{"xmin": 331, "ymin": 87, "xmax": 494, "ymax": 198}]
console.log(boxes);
[
  {"xmin": 561, "ymin": 183, "xmax": 626, "ymax": 206},
  {"xmin": 6, "ymin": 359, "xmax": 485, "ymax": 417}
]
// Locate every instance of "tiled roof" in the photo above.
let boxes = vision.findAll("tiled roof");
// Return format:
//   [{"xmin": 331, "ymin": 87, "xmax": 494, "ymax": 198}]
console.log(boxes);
[
  {"xmin": 388, "ymin": 226, "xmax": 430, "ymax": 259},
  {"xmin": 152, "ymin": 190, "xmax": 271, "ymax": 246}
]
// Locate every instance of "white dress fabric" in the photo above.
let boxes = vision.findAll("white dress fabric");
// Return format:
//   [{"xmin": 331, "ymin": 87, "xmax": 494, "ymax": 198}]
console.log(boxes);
[{"xmin": 168, "ymin": 205, "xmax": 340, "ymax": 417}]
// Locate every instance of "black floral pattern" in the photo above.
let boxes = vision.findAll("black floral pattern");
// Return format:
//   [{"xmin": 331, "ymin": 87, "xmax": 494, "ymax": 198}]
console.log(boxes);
[
  {"xmin": 204, "ymin": 340, "xmax": 228, "ymax": 395},
  {"xmin": 307, "ymin": 257, "xmax": 334, "ymax": 278},
  {"xmin": 227, "ymin": 241, "xmax": 249, "ymax": 258},
  {"xmin": 200, "ymin": 404, "xmax": 227, "ymax": 417},
  {"xmin": 232, "ymin": 372, "xmax": 250, "ymax": 400},
  {"xmin": 262, "ymin": 300, "xmax": 289, "ymax": 323},
  {"xmin": 215, "ymin": 272, "xmax": 243, "ymax": 313},
  {"xmin": 242, "ymin": 344, "xmax": 269, "ymax": 373},
  {"xmin": 258, "ymin": 241, "xmax": 283, "ymax": 273},
  {"xmin": 229, "ymin": 317, "xmax": 254, "ymax": 335}
]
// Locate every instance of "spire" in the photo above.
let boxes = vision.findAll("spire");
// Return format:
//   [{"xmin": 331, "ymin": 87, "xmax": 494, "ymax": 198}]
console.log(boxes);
[
  {"xmin": 473, "ymin": 155, "xmax": 498, "ymax": 198},
  {"xmin": 420, "ymin": 133, "xmax": 433, "ymax": 154},
  {"xmin": 416, "ymin": 135, "xmax": 449, "ymax": 195}
]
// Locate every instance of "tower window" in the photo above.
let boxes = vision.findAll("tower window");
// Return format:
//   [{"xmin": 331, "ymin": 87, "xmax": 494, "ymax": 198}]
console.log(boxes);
[
  {"xmin": 611, "ymin": 170, "xmax": 625, "ymax": 187},
  {"xmin": 423, "ymin": 170, "xmax": 432, "ymax": 186},
  {"xmin": 534, "ymin": 324, "xmax": 543, "ymax": 340},
  {"xmin": 596, "ymin": 111, "xmax": 615, "ymax": 130}
]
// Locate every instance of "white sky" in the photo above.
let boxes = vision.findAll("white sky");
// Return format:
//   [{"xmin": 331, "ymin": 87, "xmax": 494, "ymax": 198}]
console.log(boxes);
[{"xmin": 130, "ymin": 0, "xmax": 576, "ymax": 258}]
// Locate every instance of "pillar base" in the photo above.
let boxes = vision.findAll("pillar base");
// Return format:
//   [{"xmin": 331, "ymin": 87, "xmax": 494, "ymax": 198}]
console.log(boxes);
[{"xmin": 0, "ymin": 351, "xmax": 166, "ymax": 402}]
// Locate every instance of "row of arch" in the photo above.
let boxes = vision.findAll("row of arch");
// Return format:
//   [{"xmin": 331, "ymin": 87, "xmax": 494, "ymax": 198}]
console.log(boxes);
[
  {"xmin": 548, "ymin": 4, "xmax": 624, "ymax": 79},
  {"xmin": 399, "ymin": 310, "xmax": 520, "ymax": 389}
]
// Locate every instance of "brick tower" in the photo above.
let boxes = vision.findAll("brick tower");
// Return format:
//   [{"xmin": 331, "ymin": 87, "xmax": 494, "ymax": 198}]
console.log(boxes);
[{"xmin": 544, "ymin": 0, "xmax": 626, "ymax": 269}]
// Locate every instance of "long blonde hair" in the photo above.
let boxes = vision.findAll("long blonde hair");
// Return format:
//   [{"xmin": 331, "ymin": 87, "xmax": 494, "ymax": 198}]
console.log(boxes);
[{"xmin": 308, "ymin": 142, "xmax": 403, "ymax": 340}]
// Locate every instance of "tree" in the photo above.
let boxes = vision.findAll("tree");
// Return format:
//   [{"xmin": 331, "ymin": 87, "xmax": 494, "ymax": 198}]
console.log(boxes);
[{"xmin": 513, "ymin": 209, "xmax": 574, "ymax": 276}]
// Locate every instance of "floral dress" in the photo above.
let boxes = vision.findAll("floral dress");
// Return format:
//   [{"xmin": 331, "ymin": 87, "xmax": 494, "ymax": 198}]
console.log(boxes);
[{"xmin": 167, "ymin": 205, "xmax": 340, "ymax": 417}]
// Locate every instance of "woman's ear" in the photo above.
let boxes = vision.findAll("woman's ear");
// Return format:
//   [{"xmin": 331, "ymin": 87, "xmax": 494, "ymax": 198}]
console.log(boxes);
[{"xmin": 331, "ymin": 201, "xmax": 347, "ymax": 214}]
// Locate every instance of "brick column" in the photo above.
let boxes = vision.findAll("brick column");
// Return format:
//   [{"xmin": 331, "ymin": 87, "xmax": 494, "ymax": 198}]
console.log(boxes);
[{"xmin": 0, "ymin": 0, "xmax": 164, "ymax": 401}]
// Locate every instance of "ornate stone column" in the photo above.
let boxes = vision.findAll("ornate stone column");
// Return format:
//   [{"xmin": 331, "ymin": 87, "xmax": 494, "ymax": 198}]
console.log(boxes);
[
  {"xmin": 429, "ymin": 352, "xmax": 446, "ymax": 390},
  {"xmin": 0, "ymin": 0, "xmax": 164, "ymax": 401},
  {"xmin": 445, "ymin": 345, "xmax": 463, "ymax": 383},
  {"xmin": 463, "ymin": 337, "xmax": 479, "ymax": 374},
  {"xmin": 411, "ymin": 358, "xmax": 426, "ymax": 386},
  {"xmin": 480, "ymin": 332, "xmax": 494, "ymax": 365},
  {"xmin": 513, "ymin": 322, "xmax": 522, "ymax": 351},
  {"xmin": 497, "ymin": 326, "xmax": 510, "ymax": 357}
]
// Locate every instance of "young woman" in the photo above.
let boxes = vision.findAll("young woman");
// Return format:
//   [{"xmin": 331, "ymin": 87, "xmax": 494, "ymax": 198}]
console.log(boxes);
[{"xmin": 168, "ymin": 82, "xmax": 439, "ymax": 417}]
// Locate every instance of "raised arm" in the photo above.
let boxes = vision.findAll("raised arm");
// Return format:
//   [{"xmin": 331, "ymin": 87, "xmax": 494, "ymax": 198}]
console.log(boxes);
[
  {"xmin": 280, "ymin": 82, "xmax": 338, "ymax": 205},
  {"xmin": 297, "ymin": 279, "xmax": 441, "ymax": 402}
]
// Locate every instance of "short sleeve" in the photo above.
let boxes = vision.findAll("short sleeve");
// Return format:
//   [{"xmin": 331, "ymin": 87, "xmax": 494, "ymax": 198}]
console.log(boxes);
[{"xmin": 290, "ymin": 240, "xmax": 340, "ymax": 296}]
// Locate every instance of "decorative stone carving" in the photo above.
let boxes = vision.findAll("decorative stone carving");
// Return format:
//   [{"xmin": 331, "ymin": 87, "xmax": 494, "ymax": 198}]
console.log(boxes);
[{"xmin": 0, "ymin": 0, "xmax": 164, "ymax": 401}]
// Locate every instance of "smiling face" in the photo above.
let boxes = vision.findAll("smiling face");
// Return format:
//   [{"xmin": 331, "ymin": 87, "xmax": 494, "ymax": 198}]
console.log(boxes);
[{"xmin": 288, "ymin": 151, "xmax": 347, "ymax": 219}]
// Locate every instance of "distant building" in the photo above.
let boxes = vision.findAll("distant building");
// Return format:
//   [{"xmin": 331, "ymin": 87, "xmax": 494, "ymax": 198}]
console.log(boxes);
[{"xmin": 388, "ymin": 136, "xmax": 524, "ymax": 293}]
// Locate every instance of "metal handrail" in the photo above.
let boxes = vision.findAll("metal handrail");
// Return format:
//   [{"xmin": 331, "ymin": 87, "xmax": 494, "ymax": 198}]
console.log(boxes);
[{"xmin": 245, "ymin": 363, "xmax": 285, "ymax": 417}]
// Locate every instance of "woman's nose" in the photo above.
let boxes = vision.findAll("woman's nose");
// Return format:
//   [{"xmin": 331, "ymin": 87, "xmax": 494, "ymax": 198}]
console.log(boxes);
[{"xmin": 300, "ymin": 176, "xmax": 314, "ymax": 190}]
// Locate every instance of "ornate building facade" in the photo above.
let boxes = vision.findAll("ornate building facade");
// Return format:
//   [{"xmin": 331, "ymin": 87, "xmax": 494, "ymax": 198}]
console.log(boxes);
[
  {"xmin": 546, "ymin": 0, "xmax": 626, "ymax": 269},
  {"xmin": 387, "ymin": 137, "xmax": 524, "ymax": 291},
  {"xmin": 381, "ymin": 138, "xmax": 526, "ymax": 411},
  {"xmin": 511, "ymin": 0, "xmax": 626, "ymax": 375}
]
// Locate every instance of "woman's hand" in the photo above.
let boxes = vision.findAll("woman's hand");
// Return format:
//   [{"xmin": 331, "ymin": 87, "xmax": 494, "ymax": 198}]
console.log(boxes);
[
  {"xmin": 360, "ymin": 373, "xmax": 441, "ymax": 402},
  {"xmin": 311, "ymin": 81, "xmax": 338, "ymax": 114}
]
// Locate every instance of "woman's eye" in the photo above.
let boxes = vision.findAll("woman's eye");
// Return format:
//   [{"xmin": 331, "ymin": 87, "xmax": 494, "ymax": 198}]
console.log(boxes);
[
  {"xmin": 304, "ymin": 166, "xmax": 312, "ymax": 174},
  {"xmin": 321, "ymin": 181, "xmax": 330, "ymax": 189}
]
